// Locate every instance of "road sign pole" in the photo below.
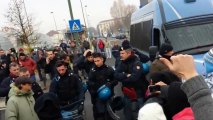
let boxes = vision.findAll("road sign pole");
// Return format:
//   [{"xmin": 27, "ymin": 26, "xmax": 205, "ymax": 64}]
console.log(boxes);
[
  {"xmin": 67, "ymin": 0, "xmax": 76, "ymax": 42},
  {"xmin": 67, "ymin": 0, "xmax": 74, "ymax": 20}
]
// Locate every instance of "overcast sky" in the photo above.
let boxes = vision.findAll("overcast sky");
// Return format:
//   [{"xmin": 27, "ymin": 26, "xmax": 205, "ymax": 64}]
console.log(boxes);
[{"xmin": 0, "ymin": 0, "xmax": 140, "ymax": 34}]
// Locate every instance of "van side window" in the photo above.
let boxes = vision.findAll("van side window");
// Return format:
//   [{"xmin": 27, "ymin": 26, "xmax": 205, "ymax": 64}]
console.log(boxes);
[
  {"xmin": 153, "ymin": 28, "xmax": 160, "ymax": 49},
  {"xmin": 130, "ymin": 20, "xmax": 153, "ymax": 53}
]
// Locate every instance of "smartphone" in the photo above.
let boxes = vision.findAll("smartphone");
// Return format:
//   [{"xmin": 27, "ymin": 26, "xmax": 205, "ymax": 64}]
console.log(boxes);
[{"xmin": 148, "ymin": 85, "xmax": 161, "ymax": 93}]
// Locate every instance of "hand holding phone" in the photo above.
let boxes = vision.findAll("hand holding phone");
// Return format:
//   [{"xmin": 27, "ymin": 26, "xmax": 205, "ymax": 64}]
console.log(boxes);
[{"xmin": 148, "ymin": 85, "xmax": 161, "ymax": 93}]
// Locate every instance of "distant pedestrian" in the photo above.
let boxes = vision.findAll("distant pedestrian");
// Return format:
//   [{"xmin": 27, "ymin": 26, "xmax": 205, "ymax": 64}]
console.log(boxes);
[
  {"xmin": 92, "ymin": 38, "xmax": 98, "ymax": 52},
  {"xmin": 60, "ymin": 40, "xmax": 68, "ymax": 53},
  {"xmin": 82, "ymin": 39, "xmax": 90, "ymax": 51},
  {"xmin": 105, "ymin": 38, "xmax": 111, "ymax": 58},
  {"xmin": 98, "ymin": 39, "xmax": 105, "ymax": 55},
  {"xmin": 111, "ymin": 40, "xmax": 121, "ymax": 68}
]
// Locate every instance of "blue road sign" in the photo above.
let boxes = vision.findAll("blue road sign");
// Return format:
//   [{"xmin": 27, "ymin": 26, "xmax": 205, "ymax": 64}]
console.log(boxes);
[{"xmin": 69, "ymin": 19, "xmax": 82, "ymax": 33}]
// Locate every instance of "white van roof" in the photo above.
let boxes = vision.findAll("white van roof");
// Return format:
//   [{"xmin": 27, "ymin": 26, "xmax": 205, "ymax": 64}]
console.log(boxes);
[{"xmin": 131, "ymin": 0, "xmax": 213, "ymax": 25}]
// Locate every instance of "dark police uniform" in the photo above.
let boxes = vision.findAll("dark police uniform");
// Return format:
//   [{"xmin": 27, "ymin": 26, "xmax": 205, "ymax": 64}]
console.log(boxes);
[
  {"xmin": 114, "ymin": 55, "xmax": 149, "ymax": 120},
  {"xmin": 88, "ymin": 64, "xmax": 117, "ymax": 120},
  {"xmin": 75, "ymin": 55, "xmax": 95, "ymax": 75}
]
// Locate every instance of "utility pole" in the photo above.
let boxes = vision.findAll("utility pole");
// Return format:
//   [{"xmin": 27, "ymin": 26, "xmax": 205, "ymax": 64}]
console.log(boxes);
[
  {"xmin": 67, "ymin": 0, "xmax": 74, "ymax": 20},
  {"xmin": 67, "ymin": 0, "xmax": 80, "ymax": 44},
  {"xmin": 67, "ymin": 0, "xmax": 75, "ymax": 41},
  {"xmin": 80, "ymin": 0, "xmax": 87, "ymax": 38},
  {"xmin": 50, "ymin": 12, "xmax": 60, "ymax": 41}
]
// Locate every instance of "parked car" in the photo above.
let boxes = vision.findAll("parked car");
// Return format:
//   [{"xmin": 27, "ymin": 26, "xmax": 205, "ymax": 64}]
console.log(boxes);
[{"xmin": 116, "ymin": 34, "xmax": 127, "ymax": 39}]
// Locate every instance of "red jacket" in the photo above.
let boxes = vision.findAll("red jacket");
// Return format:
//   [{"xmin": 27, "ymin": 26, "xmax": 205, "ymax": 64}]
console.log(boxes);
[{"xmin": 19, "ymin": 57, "xmax": 37, "ymax": 75}]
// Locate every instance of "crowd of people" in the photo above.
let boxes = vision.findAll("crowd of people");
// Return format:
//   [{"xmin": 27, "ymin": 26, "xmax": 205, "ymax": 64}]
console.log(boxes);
[{"xmin": 0, "ymin": 37, "xmax": 212, "ymax": 120}]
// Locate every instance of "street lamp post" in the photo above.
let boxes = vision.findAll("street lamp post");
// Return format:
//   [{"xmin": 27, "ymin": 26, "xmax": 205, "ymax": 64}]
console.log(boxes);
[
  {"xmin": 80, "ymin": 0, "xmax": 88, "ymax": 39},
  {"xmin": 50, "ymin": 12, "xmax": 60, "ymax": 40},
  {"xmin": 84, "ymin": 5, "xmax": 90, "ymax": 39}
]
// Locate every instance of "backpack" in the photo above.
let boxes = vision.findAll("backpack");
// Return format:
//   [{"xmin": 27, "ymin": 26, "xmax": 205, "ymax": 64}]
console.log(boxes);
[
  {"xmin": 98, "ymin": 40, "xmax": 105, "ymax": 49},
  {"xmin": 172, "ymin": 107, "xmax": 194, "ymax": 120}
]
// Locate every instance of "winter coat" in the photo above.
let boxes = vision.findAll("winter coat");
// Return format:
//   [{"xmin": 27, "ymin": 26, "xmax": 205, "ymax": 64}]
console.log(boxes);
[
  {"xmin": 88, "ymin": 64, "xmax": 117, "ymax": 95},
  {"xmin": 181, "ymin": 75, "xmax": 213, "ymax": 120},
  {"xmin": 5, "ymin": 84, "xmax": 39, "ymax": 120},
  {"xmin": 114, "ymin": 55, "xmax": 148, "ymax": 97},
  {"xmin": 45, "ymin": 57, "xmax": 57, "ymax": 78},
  {"xmin": 49, "ymin": 72, "xmax": 84, "ymax": 106},
  {"xmin": 31, "ymin": 81, "xmax": 43, "ymax": 100},
  {"xmin": 0, "ymin": 76, "xmax": 17, "ymax": 102},
  {"xmin": 19, "ymin": 57, "xmax": 37, "ymax": 75},
  {"xmin": 75, "ymin": 56, "xmax": 95, "ymax": 75},
  {"xmin": 34, "ymin": 93, "xmax": 62, "ymax": 120}
]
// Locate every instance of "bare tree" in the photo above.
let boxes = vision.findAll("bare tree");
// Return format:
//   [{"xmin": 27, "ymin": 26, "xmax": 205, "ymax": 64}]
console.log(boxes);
[
  {"xmin": 4, "ymin": 0, "xmax": 39, "ymax": 48},
  {"xmin": 110, "ymin": 0, "xmax": 137, "ymax": 33},
  {"xmin": 123, "ymin": 5, "xmax": 137, "ymax": 31}
]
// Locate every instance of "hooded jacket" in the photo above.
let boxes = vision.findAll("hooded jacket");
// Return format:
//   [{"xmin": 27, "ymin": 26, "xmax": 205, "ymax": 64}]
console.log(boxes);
[{"xmin": 5, "ymin": 84, "xmax": 39, "ymax": 120}]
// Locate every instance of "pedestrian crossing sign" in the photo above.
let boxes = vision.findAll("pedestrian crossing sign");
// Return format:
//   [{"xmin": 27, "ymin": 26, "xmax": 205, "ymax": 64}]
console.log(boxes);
[{"xmin": 69, "ymin": 19, "xmax": 82, "ymax": 33}]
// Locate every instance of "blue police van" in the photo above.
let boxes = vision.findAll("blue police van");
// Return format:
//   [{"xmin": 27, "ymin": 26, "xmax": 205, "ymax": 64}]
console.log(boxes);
[{"xmin": 130, "ymin": 0, "xmax": 213, "ymax": 75}]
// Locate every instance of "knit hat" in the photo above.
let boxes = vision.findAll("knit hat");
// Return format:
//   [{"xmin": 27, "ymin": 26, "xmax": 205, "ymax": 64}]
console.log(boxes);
[
  {"xmin": 204, "ymin": 48, "xmax": 213, "ymax": 74},
  {"xmin": 159, "ymin": 43, "xmax": 173, "ymax": 55},
  {"xmin": 120, "ymin": 40, "xmax": 132, "ymax": 51},
  {"xmin": 15, "ymin": 77, "xmax": 33, "ymax": 87},
  {"xmin": 138, "ymin": 103, "xmax": 166, "ymax": 120}
]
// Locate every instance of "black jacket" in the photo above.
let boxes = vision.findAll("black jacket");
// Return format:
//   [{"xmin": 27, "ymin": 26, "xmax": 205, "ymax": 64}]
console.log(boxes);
[
  {"xmin": 133, "ymin": 48, "xmax": 150, "ymax": 63},
  {"xmin": 0, "ymin": 76, "xmax": 43, "ymax": 100},
  {"xmin": 114, "ymin": 55, "xmax": 149, "ymax": 97},
  {"xmin": 0, "ymin": 67, "xmax": 7, "ymax": 84},
  {"xmin": 88, "ymin": 64, "xmax": 117, "ymax": 97},
  {"xmin": 0, "ymin": 76, "xmax": 16, "ymax": 102},
  {"xmin": 35, "ymin": 93, "xmax": 62, "ymax": 120},
  {"xmin": 75, "ymin": 56, "xmax": 95, "ymax": 75},
  {"xmin": 49, "ymin": 72, "xmax": 84, "ymax": 104},
  {"xmin": 45, "ymin": 57, "xmax": 57, "ymax": 78},
  {"xmin": 32, "ymin": 81, "xmax": 43, "ymax": 100},
  {"xmin": 37, "ymin": 57, "xmax": 46, "ymax": 69}
]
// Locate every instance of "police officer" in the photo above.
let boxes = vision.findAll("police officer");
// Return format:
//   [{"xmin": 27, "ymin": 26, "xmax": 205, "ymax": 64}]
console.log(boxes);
[
  {"xmin": 75, "ymin": 49, "xmax": 95, "ymax": 77},
  {"xmin": 49, "ymin": 61, "xmax": 84, "ymax": 106},
  {"xmin": 87, "ymin": 52, "xmax": 117, "ymax": 120},
  {"xmin": 114, "ymin": 43, "xmax": 149, "ymax": 120}
]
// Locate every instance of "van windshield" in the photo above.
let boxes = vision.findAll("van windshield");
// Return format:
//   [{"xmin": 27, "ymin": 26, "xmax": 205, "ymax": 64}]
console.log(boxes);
[{"xmin": 165, "ymin": 22, "xmax": 213, "ymax": 54}]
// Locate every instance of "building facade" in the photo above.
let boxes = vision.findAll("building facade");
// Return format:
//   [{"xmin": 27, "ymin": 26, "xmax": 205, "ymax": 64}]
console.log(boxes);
[{"xmin": 97, "ymin": 19, "xmax": 115, "ymax": 37}]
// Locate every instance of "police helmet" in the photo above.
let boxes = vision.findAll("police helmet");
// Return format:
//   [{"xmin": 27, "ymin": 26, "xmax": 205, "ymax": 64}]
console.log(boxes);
[{"xmin": 97, "ymin": 85, "xmax": 111, "ymax": 101}]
